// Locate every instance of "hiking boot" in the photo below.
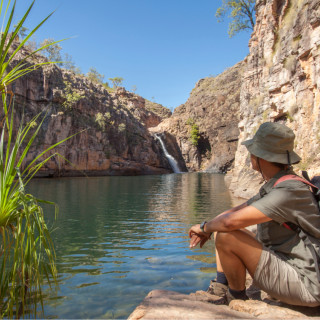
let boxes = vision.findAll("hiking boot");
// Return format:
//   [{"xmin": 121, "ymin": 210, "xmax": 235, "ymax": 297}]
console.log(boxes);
[
  {"xmin": 226, "ymin": 289, "xmax": 249, "ymax": 304},
  {"xmin": 206, "ymin": 280, "xmax": 228, "ymax": 297}
]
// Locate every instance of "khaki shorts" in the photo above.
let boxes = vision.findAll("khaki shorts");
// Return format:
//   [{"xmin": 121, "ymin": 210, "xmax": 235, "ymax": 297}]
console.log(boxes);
[{"xmin": 253, "ymin": 248, "xmax": 320, "ymax": 306}]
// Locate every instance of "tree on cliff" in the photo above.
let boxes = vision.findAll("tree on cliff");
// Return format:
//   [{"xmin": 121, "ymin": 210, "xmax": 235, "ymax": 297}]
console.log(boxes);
[
  {"xmin": 63, "ymin": 52, "xmax": 82, "ymax": 74},
  {"xmin": 13, "ymin": 24, "xmax": 28, "ymax": 39},
  {"xmin": 109, "ymin": 77, "xmax": 124, "ymax": 88},
  {"xmin": 40, "ymin": 37, "xmax": 63, "ymax": 62},
  {"xmin": 87, "ymin": 67, "xmax": 104, "ymax": 84},
  {"xmin": 216, "ymin": 0, "xmax": 256, "ymax": 37}
]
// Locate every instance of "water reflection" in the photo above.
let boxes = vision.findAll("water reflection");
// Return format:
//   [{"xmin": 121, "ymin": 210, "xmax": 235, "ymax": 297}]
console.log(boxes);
[{"xmin": 28, "ymin": 173, "xmax": 239, "ymax": 319}]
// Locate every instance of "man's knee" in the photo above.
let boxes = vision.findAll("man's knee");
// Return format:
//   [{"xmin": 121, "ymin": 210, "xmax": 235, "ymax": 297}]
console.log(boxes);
[
  {"xmin": 215, "ymin": 229, "xmax": 259, "ymax": 251},
  {"xmin": 215, "ymin": 231, "xmax": 235, "ymax": 251}
]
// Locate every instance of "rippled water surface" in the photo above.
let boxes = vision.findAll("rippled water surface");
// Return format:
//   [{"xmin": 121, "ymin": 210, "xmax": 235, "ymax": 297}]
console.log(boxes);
[{"xmin": 28, "ymin": 173, "xmax": 241, "ymax": 319}]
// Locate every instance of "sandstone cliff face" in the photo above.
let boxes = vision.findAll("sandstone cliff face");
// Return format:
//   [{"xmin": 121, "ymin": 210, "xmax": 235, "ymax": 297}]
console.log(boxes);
[
  {"xmin": 7, "ymin": 44, "xmax": 179, "ymax": 177},
  {"xmin": 151, "ymin": 61, "xmax": 245, "ymax": 172},
  {"xmin": 228, "ymin": 0, "xmax": 320, "ymax": 198}
]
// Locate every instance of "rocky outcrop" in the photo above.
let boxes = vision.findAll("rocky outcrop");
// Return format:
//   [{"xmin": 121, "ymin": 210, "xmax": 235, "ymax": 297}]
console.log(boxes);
[
  {"xmin": 228, "ymin": 0, "xmax": 320, "ymax": 198},
  {"xmin": 6, "ymin": 43, "xmax": 181, "ymax": 177},
  {"xmin": 129, "ymin": 276, "xmax": 320, "ymax": 319},
  {"xmin": 129, "ymin": 289, "xmax": 320, "ymax": 319},
  {"xmin": 151, "ymin": 61, "xmax": 245, "ymax": 172}
]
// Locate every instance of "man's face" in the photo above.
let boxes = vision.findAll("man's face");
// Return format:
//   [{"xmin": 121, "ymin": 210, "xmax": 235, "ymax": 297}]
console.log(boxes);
[{"xmin": 250, "ymin": 154, "xmax": 259, "ymax": 171}]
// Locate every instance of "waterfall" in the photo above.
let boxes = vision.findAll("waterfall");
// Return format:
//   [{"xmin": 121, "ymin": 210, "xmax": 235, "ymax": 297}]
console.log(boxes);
[{"xmin": 155, "ymin": 134, "xmax": 181, "ymax": 173}]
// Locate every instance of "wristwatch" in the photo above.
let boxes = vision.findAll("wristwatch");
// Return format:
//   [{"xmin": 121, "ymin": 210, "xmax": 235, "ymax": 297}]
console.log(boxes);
[
  {"xmin": 200, "ymin": 221, "xmax": 208, "ymax": 233},
  {"xmin": 200, "ymin": 221, "xmax": 212, "ymax": 237}
]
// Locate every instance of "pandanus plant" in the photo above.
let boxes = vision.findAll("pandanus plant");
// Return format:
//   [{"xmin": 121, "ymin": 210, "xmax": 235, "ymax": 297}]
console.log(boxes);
[{"xmin": 0, "ymin": 0, "xmax": 69, "ymax": 318}]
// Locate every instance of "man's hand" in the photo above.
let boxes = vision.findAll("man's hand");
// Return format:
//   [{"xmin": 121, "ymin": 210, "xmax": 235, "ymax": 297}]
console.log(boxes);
[{"xmin": 188, "ymin": 224, "xmax": 211, "ymax": 248}]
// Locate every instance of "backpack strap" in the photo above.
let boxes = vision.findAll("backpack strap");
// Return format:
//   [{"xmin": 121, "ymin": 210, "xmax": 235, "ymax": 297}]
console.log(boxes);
[
  {"xmin": 273, "ymin": 174, "xmax": 320, "ymax": 282},
  {"xmin": 274, "ymin": 174, "xmax": 318, "ymax": 190},
  {"xmin": 299, "ymin": 229, "xmax": 320, "ymax": 282}
]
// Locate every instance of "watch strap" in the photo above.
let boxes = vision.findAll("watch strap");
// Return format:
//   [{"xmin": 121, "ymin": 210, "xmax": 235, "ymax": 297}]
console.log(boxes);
[{"xmin": 200, "ymin": 221, "xmax": 207, "ymax": 233}]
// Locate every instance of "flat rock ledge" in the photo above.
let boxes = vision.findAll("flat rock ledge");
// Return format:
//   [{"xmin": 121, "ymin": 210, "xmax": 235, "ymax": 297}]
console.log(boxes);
[{"xmin": 128, "ymin": 288, "xmax": 320, "ymax": 320}]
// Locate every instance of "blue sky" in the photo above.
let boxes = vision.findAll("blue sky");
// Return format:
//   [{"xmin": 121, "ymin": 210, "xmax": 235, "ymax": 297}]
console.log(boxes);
[{"xmin": 14, "ymin": 0, "xmax": 251, "ymax": 111}]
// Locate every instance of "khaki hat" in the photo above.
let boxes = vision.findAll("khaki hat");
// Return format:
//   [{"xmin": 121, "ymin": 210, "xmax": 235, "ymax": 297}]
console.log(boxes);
[{"xmin": 241, "ymin": 122, "xmax": 301, "ymax": 164}]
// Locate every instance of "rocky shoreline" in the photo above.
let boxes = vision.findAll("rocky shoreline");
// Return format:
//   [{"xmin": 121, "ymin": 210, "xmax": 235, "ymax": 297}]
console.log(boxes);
[{"xmin": 128, "ymin": 277, "xmax": 320, "ymax": 319}]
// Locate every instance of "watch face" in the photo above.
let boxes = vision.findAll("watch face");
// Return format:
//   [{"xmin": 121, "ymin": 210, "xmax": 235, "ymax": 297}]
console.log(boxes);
[{"xmin": 200, "ymin": 221, "xmax": 206, "ymax": 231}]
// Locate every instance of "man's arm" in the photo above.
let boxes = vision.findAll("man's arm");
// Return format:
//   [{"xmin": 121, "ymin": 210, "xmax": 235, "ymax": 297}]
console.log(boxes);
[
  {"xmin": 205, "ymin": 205, "xmax": 271, "ymax": 232},
  {"xmin": 189, "ymin": 204, "xmax": 271, "ymax": 248}
]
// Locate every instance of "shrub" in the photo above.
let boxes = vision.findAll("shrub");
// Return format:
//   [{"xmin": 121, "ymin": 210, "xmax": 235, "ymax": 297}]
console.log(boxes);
[
  {"xmin": 95, "ymin": 112, "xmax": 106, "ymax": 129},
  {"xmin": 118, "ymin": 123, "xmax": 126, "ymax": 133},
  {"xmin": 190, "ymin": 123, "xmax": 200, "ymax": 146},
  {"xmin": 62, "ymin": 81, "xmax": 84, "ymax": 109}
]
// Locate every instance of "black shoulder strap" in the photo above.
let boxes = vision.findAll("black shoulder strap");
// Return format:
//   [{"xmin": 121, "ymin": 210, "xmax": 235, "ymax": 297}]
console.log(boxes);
[
  {"xmin": 274, "ymin": 173, "xmax": 320, "ymax": 283},
  {"xmin": 295, "ymin": 225, "xmax": 320, "ymax": 283},
  {"xmin": 302, "ymin": 171, "xmax": 319, "ymax": 195}
]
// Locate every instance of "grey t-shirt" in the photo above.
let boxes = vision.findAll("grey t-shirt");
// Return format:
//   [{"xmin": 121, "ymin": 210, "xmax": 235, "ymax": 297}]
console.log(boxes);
[{"xmin": 247, "ymin": 170, "xmax": 320, "ymax": 300}]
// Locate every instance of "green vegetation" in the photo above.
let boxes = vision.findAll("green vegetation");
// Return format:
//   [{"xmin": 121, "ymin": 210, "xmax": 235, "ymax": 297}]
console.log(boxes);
[
  {"xmin": 144, "ymin": 99, "xmax": 171, "ymax": 119},
  {"xmin": 262, "ymin": 108, "xmax": 270, "ymax": 122},
  {"xmin": 186, "ymin": 118, "xmax": 200, "ymax": 146},
  {"xmin": 22, "ymin": 35, "xmax": 124, "ymax": 92},
  {"xmin": 95, "ymin": 112, "xmax": 107, "ymax": 129},
  {"xmin": 95, "ymin": 112, "xmax": 114, "ymax": 130},
  {"xmin": 62, "ymin": 81, "xmax": 84, "ymax": 109},
  {"xmin": 63, "ymin": 53, "xmax": 82, "ymax": 74},
  {"xmin": 13, "ymin": 24, "xmax": 28, "ymax": 39},
  {"xmin": 286, "ymin": 112, "xmax": 294, "ymax": 122},
  {"xmin": 0, "ymin": 1, "xmax": 74, "ymax": 317},
  {"xmin": 118, "ymin": 123, "xmax": 126, "ymax": 133},
  {"xmin": 190, "ymin": 124, "xmax": 200, "ymax": 146},
  {"xmin": 87, "ymin": 67, "xmax": 104, "ymax": 84},
  {"xmin": 40, "ymin": 37, "xmax": 63, "ymax": 63},
  {"xmin": 109, "ymin": 77, "xmax": 124, "ymax": 88},
  {"xmin": 131, "ymin": 85, "xmax": 137, "ymax": 93},
  {"xmin": 216, "ymin": 0, "xmax": 255, "ymax": 37}
]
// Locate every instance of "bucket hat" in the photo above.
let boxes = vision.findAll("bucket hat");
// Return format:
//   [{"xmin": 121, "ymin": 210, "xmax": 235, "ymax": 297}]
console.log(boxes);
[{"xmin": 241, "ymin": 122, "xmax": 301, "ymax": 164}]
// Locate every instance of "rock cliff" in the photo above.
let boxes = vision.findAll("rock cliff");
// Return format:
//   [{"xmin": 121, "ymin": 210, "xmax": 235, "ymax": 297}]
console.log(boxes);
[
  {"xmin": 152, "ymin": 0, "xmax": 320, "ymax": 194},
  {"xmin": 6, "ymin": 43, "xmax": 185, "ymax": 177},
  {"xmin": 228, "ymin": 0, "xmax": 320, "ymax": 198},
  {"xmin": 7, "ymin": 0, "xmax": 320, "ymax": 184},
  {"xmin": 151, "ymin": 60, "xmax": 245, "ymax": 172}
]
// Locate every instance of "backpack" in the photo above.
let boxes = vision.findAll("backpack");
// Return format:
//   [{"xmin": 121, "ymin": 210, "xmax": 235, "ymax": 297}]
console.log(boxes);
[{"xmin": 273, "ymin": 171, "xmax": 320, "ymax": 282}]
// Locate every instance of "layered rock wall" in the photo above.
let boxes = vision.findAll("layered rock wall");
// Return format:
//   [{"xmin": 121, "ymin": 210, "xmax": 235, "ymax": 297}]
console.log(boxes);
[
  {"xmin": 228, "ymin": 0, "xmax": 320, "ymax": 198},
  {"xmin": 6, "ymin": 44, "xmax": 178, "ymax": 177},
  {"xmin": 151, "ymin": 61, "xmax": 245, "ymax": 172}
]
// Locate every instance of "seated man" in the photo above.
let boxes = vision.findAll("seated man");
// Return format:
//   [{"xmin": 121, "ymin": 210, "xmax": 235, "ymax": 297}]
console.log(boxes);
[{"xmin": 189, "ymin": 122, "xmax": 320, "ymax": 306}]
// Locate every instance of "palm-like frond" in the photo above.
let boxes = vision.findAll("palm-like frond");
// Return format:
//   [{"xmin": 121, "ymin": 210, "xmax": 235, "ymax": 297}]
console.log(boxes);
[
  {"xmin": 0, "ymin": 96, "xmax": 65, "ymax": 318},
  {"xmin": 0, "ymin": 0, "xmax": 71, "ymax": 318},
  {"xmin": 0, "ymin": 0, "xmax": 65, "ymax": 114}
]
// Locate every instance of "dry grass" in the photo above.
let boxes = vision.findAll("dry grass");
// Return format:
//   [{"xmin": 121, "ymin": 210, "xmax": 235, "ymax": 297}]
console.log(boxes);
[{"xmin": 283, "ymin": 54, "xmax": 297, "ymax": 73}]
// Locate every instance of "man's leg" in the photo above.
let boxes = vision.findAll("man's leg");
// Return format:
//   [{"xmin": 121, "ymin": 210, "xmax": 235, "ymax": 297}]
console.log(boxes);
[
  {"xmin": 214, "ymin": 232, "xmax": 225, "ymax": 277},
  {"xmin": 215, "ymin": 230, "xmax": 263, "ymax": 291}
]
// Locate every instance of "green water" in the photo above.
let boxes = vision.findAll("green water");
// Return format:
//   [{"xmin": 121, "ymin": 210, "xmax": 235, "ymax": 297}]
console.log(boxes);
[{"xmin": 28, "ymin": 173, "xmax": 240, "ymax": 319}]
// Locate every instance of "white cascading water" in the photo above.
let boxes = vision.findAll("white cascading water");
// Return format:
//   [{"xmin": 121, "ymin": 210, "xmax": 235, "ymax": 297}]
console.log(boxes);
[{"xmin": 155, "ymin": 134, "xmax": 181, "ymax": 173}]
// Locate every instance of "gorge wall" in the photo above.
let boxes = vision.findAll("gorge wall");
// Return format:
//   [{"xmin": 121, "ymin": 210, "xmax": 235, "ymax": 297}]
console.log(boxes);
[
  {"xmin": 152, "ymin": 0, "xmax": 319, "ymax": 199},
  {"xmin": 228, "ymin": 0, "xmax": 320, "ymax": 198},
  {"xmin": 151, "ymin": 60, "xmax": 245, "ymax": 173},
  {"xmin": 7, "ymin": 44, "xmax": 188, "ymax": 177},
  {"xmin": 7, "ymin": 0, "xmax": 320, "ymax": 184}
]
